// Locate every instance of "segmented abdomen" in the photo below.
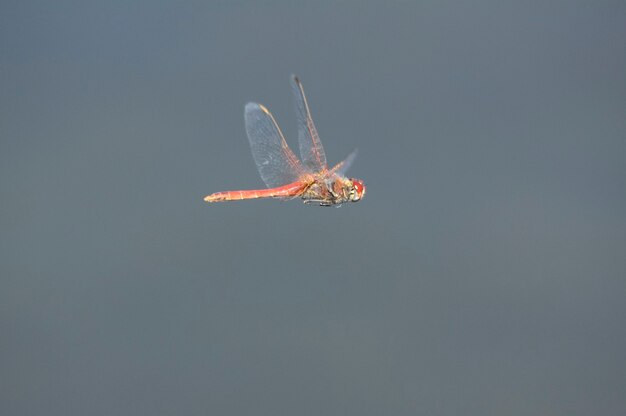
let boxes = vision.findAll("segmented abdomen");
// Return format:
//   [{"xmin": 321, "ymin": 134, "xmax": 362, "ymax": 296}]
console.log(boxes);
[{"xmin": 204, "ymin": 181, "xmax": 308, "ymax": 202}]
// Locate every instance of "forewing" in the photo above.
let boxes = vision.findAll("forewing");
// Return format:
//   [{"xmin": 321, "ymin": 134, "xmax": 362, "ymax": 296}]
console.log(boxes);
[
  {"xmin": 291, "ymin": 75, "xmax": 328, "ymax": 172},
  {"xmin": 330, "ymin": 148, "xmax": 358, "ymax": 177},
  {"xmin": 244, "ymin": 102, "xmax": 306, "ymax": 188}
]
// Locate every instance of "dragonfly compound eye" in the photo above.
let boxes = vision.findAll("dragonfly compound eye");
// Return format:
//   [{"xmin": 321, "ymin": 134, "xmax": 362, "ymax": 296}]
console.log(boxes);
[{"xmin": 349, "ymin": 179, "xmax": 365, "ymax": 202}]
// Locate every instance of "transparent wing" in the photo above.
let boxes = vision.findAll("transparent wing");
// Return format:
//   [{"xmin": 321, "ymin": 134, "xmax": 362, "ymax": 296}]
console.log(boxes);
[
  {"xmin": 244, "ymin": 102, "xmax": 307, "ymax": 188},
  {"xmin": 291, "ymin": 75, "xmax": 328, "ymax": 172},
  {"xmin": 330, "ymin": 149, "xmax": 358, "ymax": 177}
]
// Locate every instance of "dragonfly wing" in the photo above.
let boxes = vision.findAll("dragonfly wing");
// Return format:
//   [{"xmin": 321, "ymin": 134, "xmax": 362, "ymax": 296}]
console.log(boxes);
[
  {"xmin": 330, "ymin": 148, "xmax": 358, "ymax": 177},
  {"xmin": 244, "ymin": 102, "xmax": 307, "ymax": 188},
  {"xmin": 291, "ymin": 75, "xmax": 328, "ymax": 172}
]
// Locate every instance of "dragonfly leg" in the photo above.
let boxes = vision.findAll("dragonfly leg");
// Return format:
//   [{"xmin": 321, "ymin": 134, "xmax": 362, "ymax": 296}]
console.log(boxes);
[{"xmin": 303, "ymin": 198, "xmax": 334, "ymax": 207}]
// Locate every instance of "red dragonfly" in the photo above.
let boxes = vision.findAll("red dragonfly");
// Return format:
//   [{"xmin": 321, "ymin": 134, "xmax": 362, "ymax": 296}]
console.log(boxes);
[{"xmin": 204, "ymin": 75, "xmax": 365, "ymax": 206}]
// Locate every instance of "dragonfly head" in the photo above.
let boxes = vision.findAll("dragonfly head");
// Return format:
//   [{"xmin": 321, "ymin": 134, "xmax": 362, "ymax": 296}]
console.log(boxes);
[{"xmin": 348, "ymin": 178, "xmax": 366, "ymax": 202}]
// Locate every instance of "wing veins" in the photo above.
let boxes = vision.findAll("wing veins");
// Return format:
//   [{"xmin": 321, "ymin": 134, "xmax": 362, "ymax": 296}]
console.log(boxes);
[
  {"xmin": 258, "ymin": 104, "xmax": 304, "ymax": 175},
  {"xmin": 292, "ymin": 75, "xmax": 328, "ymax": 171},
  {"xmin": 244, "ymin": 103, "xmax": 306, "ymax": 188}
]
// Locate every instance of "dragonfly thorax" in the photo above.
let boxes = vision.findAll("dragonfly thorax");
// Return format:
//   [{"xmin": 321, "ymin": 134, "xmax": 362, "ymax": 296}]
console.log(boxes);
[{"xmin": 301, "ymin": 176, "xmax": 365, "ymax": 206}]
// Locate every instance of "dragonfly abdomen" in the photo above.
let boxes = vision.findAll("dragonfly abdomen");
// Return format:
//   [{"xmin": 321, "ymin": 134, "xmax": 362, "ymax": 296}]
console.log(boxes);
[{"xmin": 204, "ymin": 181, "xmax": 307, "ymax": 203}]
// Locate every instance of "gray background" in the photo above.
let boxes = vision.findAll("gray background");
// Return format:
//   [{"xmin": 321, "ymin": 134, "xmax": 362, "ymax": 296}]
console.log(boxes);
[{"xmin": 1, "ymin": 1, "xmax": 625, "ymax": 415}]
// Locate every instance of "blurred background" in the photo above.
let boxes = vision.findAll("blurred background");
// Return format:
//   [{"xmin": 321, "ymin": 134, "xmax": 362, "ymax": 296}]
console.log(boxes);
[{"xmin": 1, "ymin": 1, "xmax": 625, "ymax": 415}]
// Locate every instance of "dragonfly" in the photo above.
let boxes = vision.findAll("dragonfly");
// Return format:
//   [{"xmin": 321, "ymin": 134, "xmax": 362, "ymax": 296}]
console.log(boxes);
[{"xmin": 204, "ymin": 75, "xmax": 365, "ymax": 207}]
